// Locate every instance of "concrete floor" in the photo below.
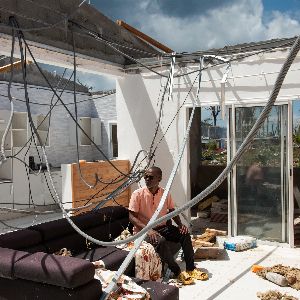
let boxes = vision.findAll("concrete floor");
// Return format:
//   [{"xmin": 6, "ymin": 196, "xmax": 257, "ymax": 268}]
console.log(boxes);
[
  {"xmin": 1, "ymin": 214, "xmax": 300, "ymax": 299},
  {"xmin": 179, "ymin": 245, "xmax": 300, "ymax": 299},
  {"xmin": 0, "ymin": 212, "xmax": 62, "ymax": 234}
]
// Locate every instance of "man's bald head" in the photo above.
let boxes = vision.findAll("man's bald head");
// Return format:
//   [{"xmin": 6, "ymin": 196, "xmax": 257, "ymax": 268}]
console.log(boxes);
[{"xmin": 148, "ymin": 166, "xmax": 162, "ymax": 177}]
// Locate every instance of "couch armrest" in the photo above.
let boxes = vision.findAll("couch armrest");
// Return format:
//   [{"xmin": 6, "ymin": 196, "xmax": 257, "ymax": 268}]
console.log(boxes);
[
  {"xmin": 0, "ymin": 248, "xmax": 96, "ymax": 289},
  {"xmin": 0, "ymin": 247, "xmax": 29, "ymax": 279}
]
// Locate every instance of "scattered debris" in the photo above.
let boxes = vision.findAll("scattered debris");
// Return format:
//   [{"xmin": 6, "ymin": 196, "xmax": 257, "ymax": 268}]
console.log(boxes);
[
  {"xmin": 257, "ymin": 265, "xmax": 300, "ymax": 290},
  {"xmin": 194, "ymin": 247, "xmax": 225, "ymax": 259},
  {"xmin": 252, "ymin": 265, "xmax": 265, "ymax": 273},
  {"xmin": 257, "ymin": 290, "xmax": 298, "ymax": 300},
  {"xmin": 192, "ymin": 228, "xmax": 227, "ymax": 245},
  {"xmin": 265, "ymin": 272, "xmax": 289, "ymax": 287},
  {"xmin": 167, "ymin": 279, "xmax": 183, "ymax": 288},
  {"xmin": 192, "ymin": 228, "xmax": 227, "ymax": 259},
  {"xmin": 54, "ymin": 248, "xmax": 72, "ymax": 257},
  {"xmin": 95, "ymin": 268, "xmax": 150, "ymax": 299},
  {"xmin": 93, "ymin": 260, "xmax": 106, "ymax": 269},
  {"xmin": 223, "ymin": 236, "xmax": 257, "ymax": 251},
  {"xmin": 198, "ymin": 195, "xmax": 220, "ymax": 211}
]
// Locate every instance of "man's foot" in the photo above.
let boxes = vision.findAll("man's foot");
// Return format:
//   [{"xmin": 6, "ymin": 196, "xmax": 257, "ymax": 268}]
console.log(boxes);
[
  {"xmin": 177, "ymin": 271, "xmax": 195, "ymax": 285},
  {"xmin": 187, "ymin": 268, "xmax": 208, "ymax": 281}
]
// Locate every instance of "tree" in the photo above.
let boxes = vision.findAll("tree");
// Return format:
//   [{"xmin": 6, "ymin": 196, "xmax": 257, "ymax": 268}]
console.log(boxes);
[{"xmin": 205, "ymin": 106, "xmax": 221, "ymax": 126}]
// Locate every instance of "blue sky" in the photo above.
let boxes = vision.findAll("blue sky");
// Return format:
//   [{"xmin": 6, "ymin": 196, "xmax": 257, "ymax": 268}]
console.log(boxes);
[{"xmin": 45, "ymin": 0, "xmax": 300, "ymax": 91}]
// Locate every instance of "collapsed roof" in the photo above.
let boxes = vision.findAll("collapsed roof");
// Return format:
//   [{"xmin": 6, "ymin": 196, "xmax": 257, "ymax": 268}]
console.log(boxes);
[{"xmin": 0, "ymin": 0, "xmax": 160, "ymax": 75}]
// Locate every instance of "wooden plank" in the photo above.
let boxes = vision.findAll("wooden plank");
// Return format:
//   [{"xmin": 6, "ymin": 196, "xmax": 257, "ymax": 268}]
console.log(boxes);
[
  {"xmin": 71, "ymin": 160, "xmax": 130, "ymax": 215},
  {"xmin": 116, "ymin": 20, "xmax": 173, "ymax": 53}
]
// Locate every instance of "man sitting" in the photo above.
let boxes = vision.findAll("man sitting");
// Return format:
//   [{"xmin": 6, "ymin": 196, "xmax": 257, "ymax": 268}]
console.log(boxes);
[{"xmin": 129, "ymin": 166, "xmax": 208, "ymax": 284}]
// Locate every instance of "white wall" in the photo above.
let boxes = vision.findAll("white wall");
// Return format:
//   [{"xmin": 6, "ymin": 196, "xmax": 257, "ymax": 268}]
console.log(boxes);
[
  {"xmin": 0, "ymin": 82, "xmax": 118, "ymax": 166},
  {"xmin": 0, "ymin": 81, "xmax": 117, "ymax": 211},
  {"xmin": 116, "ymin": 47, "xmax": 300, "ymax": 213},
  {"xmin": 116, "ymin": 71, "xmax": 192, "ymax": 212}
]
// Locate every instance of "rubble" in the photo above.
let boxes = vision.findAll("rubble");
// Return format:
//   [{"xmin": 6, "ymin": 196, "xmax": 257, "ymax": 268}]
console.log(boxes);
[
  {"xmin": 257, "ymin": 265, "xmax": 300, "ymax": 290},
  {"xmin": 192, "ymin": 228, "xmax": 227, "ymax": 259},
  {"xmin": 257, "ymin": 290, "xmax": 298, "ymax": 300}
]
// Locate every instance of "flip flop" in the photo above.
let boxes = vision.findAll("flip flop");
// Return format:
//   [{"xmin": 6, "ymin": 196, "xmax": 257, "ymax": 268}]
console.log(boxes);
[
  {"xmin": 177, "ymin": 271, "xmax": 195, "ymax": 285},
  {"xmin": 187, "ymin": 268, "xmax": 209, "ymax": 281}
]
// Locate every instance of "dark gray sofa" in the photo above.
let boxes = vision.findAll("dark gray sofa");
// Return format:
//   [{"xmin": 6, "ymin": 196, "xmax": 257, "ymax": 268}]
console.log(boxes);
[{"xmin": 0, "ymin": 206, "xmax": 179, "ymax": 300}]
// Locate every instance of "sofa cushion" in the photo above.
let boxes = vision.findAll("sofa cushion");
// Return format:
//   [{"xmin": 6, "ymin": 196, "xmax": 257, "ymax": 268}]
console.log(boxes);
[
  {"xmin": 22, "ymin": 244, "xmax": 48, "ymax": 253},
  {"xmin": 35, "ymin": 217, "xmax": 129, "ymax": 255},
  {"xmin": 30, "ymin": 206, "xmax": 129, "ymax": 242},
  {"xmin": 0, "ymin": 277, "xmax": 102, "ymax": 300},
  {"xmin": 0, "ymin": 247, "xmax": 30, "ymax": 279},
  {"xmin": 74, "ymin": 206, "xmax": 129, "ymax": 228},
  {"xmin": 76, "ymin": 246, "xmax": 118, "ymax": 261},
  {"xmin": 134, "ymin": 279, "xmax": 179, "ymax": 300},
  {"xmin": 100, "ymin": 248, "xmax": 135, "ymax": 276},
  {"xmin": 44, "ymin": 232, "xmax": 87, "ymax": 255},
  {"xmin": 13, "ymin": 251, "xmax": 95, "ymax": 289},
  {"xmin": 0, "ymin": 229, "xmax": 42, "ymax": 250},
  {"xmin": 30, "ymin": 218, "xmax": 73, "ymax": 241},
  {"xmin": 76, "ymin": 247, "xmax": 135, "ymax": 276},
  {"xmin": 85, "ymin": 217, "xmax": 130, "ymax": 243}
]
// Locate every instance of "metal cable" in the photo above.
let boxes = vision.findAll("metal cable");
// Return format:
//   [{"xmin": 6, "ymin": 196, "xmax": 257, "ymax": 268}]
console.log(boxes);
[{"xmin": 43, "ymin": 35, "xmax": 300, "ymax": 249}]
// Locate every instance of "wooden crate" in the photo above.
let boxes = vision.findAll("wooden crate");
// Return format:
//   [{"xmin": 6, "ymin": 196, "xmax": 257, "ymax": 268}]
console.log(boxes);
[{"xmin": 71, "ymin": 160, "xmax": 130, "ymax": 215}]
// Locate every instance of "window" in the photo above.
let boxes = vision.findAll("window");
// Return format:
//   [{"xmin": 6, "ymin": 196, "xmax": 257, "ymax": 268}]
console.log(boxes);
[{"xmin": 109, "ymin": 122, "xmax": 118, "ymax": 158}]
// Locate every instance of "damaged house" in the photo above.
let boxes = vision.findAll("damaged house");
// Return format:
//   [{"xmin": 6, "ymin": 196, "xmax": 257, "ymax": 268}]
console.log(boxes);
[{"xmin": 0, "ymin": 0, "xmax": 299, "ymax": 299}]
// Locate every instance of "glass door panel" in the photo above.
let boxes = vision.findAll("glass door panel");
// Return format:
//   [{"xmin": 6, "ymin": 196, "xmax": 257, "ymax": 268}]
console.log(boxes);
[
  {"xmin": 293, "ymin": 100, "xmax": 300, "ymax": 246},
  {"xmin": 234, "ymin": 105, "xmax": 288, "ymax": 242}
]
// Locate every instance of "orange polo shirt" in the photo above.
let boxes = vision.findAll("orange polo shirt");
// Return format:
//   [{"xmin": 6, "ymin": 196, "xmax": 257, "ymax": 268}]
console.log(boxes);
[{"xmin": 129, "ymin": 186, "xmax": 175, "ymax": 234}]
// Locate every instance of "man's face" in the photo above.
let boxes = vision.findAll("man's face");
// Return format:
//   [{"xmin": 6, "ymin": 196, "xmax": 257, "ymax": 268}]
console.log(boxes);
[{"xmin": 143, "ymin": 169, "xmax": 161, "ymax": 189}]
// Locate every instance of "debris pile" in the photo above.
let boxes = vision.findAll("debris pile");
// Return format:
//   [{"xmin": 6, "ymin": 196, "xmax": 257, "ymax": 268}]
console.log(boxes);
[
  {"xmin": 94, "ymin": 268, "xmax": 150, "ymax": 300},
  {"xmin": 257, "ymin": 290, "xmax": 298, "ymax": 300},
  {"xmin": 54, "ymin": 248, "xmax": 72, "ymax": 257},
  {"xmin": 192, "ymin": 228, "xmax": 227, "ymax": 259},
  {"xmin": 223, "ymin": 236, "xmax": 257, "ymax": 252},
  {"xmin": 256, "ymin": 265, "xmax": 300, "ymax": 290}
]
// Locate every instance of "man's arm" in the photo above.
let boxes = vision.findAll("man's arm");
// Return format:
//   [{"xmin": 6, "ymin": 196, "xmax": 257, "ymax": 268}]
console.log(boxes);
[
  {"xmin": 129, "ymin": 210, "xmax": 161, "ymax": 243},
  {"xmin": 169, "ymin": 208, "xmax": 189, "ymax": 234},
  {"xmin": 129, "ymin": 211, "xmax": 146, "ymax": 232}
]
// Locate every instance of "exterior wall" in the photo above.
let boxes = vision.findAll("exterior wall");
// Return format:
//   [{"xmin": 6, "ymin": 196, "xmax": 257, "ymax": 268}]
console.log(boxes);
[
  {"xmin": 0, "ymin": 81, "xmax": 115, "ymax": 167},
  {"xmin": 116, "ymin": 48, "xmax": 300, "ymax": 212},
  {"xmin": 116, "ymin": 72, "xmax": 191, "ymax": 211}
]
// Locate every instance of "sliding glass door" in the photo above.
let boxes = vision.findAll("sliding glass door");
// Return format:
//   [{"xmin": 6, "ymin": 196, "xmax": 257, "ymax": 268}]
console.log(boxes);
[{"xmin": 230, "ymin": 105, "xmax": 289, "ymax": 242}]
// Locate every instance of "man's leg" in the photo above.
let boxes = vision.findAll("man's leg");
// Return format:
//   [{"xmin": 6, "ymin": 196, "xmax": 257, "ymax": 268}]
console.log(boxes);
[
  {"xmin": 157, "ymin": 225, "xmax": 195, "ymax": 271},
  {"xmin": 145, "ymin": 235, "xmax": 181, "ymax": 276}
]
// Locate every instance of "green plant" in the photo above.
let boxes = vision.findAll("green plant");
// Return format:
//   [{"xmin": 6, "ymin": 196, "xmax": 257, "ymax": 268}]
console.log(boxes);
[{"xmin": 207, "ymin": 140, "xmax": 218, "ymax": 151}]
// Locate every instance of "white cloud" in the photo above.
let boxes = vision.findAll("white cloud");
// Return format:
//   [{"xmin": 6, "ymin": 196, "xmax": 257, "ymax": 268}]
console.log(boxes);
[
  {"xmin": 265, "ymin": 11, "xmax": 300, "ymax": 39},
  {"xmin": 130, "ymin": 0, "xmax": 300, "ymax": 52},
  {"xmin": 77, "ymin": 71, "xmax": 116, "ymax": 91}
]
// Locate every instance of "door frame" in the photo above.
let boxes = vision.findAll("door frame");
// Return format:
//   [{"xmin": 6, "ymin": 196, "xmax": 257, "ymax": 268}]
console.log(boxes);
[{"xmin": 228, "ymin": 102, "xmax": 294, "ymax": 246}]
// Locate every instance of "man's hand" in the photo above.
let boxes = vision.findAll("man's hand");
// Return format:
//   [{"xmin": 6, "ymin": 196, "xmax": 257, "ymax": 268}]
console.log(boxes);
[
  {"xmin": 147, "ymin": 229, "xmax": 161, "ymax": 244},
  {"xmin": 178, "ymin": 224, "xmax": 189, "ymax": 235}
]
